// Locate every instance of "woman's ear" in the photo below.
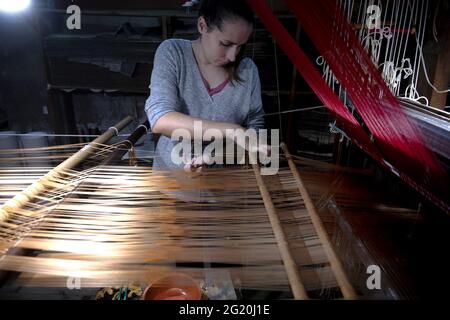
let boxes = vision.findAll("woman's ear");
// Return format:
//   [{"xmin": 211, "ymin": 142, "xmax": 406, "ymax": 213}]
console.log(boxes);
[{"xmin": 197, "ymin": 16, "xmax": 208, "ymax": 34}]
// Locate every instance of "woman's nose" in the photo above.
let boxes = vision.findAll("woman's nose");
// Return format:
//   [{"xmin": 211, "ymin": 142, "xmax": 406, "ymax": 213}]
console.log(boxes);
[{"xmin": 226, "ymin": 47, "xmax": 238, "ymax": 62}]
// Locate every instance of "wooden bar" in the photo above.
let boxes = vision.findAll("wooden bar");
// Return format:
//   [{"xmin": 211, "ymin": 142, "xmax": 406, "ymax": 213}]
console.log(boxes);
[
  {"xmin": 0, "ymin": 116, "xmax": 133, "ymax": 222},
  {"xmin": 249, "ymin": 151, "xmax": 309, "ymax": 300},
  {"xmin": 281, "ymin": 143, "xmax": 357, "ymax": 299}
]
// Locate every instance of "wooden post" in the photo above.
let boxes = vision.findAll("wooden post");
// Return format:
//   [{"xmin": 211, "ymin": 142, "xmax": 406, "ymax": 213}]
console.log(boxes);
[
  {"xmin": 429, "ymin": 38, "xmax": 450, "ymax": 109},
  {"xmin": 420, "ymin": 3, "xmax": 450, "ymax": 110},
  {"xmin": 281, "ymin": 143, "xmax": 357, "ymax": 299}
]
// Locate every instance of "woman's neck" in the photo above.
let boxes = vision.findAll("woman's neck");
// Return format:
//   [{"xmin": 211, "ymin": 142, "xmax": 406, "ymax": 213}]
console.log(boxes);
[{"xmin": 192, "ymin": 38, "xmax": 212, "ymax": 67}]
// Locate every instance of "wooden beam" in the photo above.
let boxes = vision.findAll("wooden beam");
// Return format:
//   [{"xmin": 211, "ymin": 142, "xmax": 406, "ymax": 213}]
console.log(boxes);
[
  {"xmin": 281, "ymin": 143, "xmax": 357, "ymax": 299},
  {"xmin": 0, "ymin": 116, "xmax": 133, "ymax": 222},
  {"xmin": 429, "ymin": 36, "xmax": 450, "ymax": 109},
  {"xmin": 249, "ymin": 151, "xmax": 309, "ymax": 299},
  {"xmin": 420, "ymin": 2, "xmax": 450, "ymax": 110}
]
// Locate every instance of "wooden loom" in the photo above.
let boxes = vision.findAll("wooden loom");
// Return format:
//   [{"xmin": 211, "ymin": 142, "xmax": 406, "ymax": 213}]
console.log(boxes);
[
  {"xmin": 0, "ymin": 116, "xmax": 364, "ymax": 299},
  {"xmin": 1, "ymin": 0, "xmax": 448, "ymax": 300}
]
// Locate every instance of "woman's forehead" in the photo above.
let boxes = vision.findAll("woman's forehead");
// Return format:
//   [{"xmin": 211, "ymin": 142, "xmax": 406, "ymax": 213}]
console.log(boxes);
[{"xmin": 215, "ymin": 18, "xmax": 253, "ymax": 44}]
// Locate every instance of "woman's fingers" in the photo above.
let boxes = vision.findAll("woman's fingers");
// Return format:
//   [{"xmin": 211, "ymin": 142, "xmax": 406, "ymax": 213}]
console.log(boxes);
[{"xmin": 183, "ymin": 155, "xmax": 206, "ymax": 173}]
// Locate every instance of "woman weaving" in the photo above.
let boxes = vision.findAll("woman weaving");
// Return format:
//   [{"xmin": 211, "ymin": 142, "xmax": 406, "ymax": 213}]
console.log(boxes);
[{"xmin": 145, "ymin": 0, "xmax": 266, "ymax": 174}]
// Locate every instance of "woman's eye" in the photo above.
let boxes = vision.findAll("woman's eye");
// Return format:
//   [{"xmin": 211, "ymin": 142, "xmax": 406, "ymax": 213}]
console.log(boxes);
[{"xmin": 221, "ymin": 42, "xmax": 232, "ymax": 47}]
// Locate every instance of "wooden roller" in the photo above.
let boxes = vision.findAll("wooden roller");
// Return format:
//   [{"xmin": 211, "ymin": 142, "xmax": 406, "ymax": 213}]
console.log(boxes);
[{"xmin": 0, "ymin": 116, "xmax": 133, "ymax": 222}]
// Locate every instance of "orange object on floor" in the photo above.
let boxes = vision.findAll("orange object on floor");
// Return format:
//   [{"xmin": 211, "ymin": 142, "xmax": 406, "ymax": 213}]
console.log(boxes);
[{"xmin": 142, "ymin": 273, "xmax": 202, "ymax": 300}]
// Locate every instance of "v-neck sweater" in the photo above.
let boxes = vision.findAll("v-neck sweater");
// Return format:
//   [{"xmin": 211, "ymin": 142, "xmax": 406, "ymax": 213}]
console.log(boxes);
[{"xmin": 145, "ymin": 38, "xmax": 265, "ymax": 170}]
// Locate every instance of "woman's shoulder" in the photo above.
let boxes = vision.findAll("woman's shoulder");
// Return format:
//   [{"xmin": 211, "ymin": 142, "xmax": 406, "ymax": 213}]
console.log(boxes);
[
  {"xmin": 237, "ymin": 57, "xmax": 259, "ymax": 83},
  {"xmin": 157, "ymin": 38, "xmax": 191, "ymax": 55},
  {"xmin": 238, "ymin": 57, "xmax": 259, "ymax": 74}
]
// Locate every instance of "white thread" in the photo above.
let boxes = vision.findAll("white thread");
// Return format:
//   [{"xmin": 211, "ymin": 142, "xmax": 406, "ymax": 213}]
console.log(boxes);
[
  {"xmin": 265, "ymin": 106, "xmax": 326, "ymax": 116},
  {"xmin": 394, "ymin": 0, "xmax": 407, "ymax": 70},
  {"xmin": 432, "ymin": 0, "xmax": 440, "ymax": 42},
  {"xmin": 400, "ymin": 0, "xmax": 414, "ymax": 68},
  {"xmin": 404, "ymin": 83, "xmax": 429, "ymax": 105},
  {"xmin": 407, "ymin": 0, "xmax": 450, "ymax": 93},
  {"xmin": 270, "ymin": 0, "xmax": 283, "ymax": 139},
  {"xmin": 0, "ymin": 133, "xmax": 89, "ymax": 138},
  {"xmin": 412, "ymin": 0, "xmax": 425, "ymax": 90},
  {"xmin": 329, "ymin": 121, "xmax": 351, "ymax": 142}
]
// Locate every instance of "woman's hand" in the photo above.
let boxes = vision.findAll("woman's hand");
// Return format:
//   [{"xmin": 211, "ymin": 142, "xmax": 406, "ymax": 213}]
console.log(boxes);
[{"xmin": 183, "ymin": 154, "xmax": 212, "ymax": 176}]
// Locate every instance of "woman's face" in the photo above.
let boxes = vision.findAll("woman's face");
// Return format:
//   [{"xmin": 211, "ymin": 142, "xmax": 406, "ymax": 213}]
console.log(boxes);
[{"xmin": 198, "ymin": 16, "xmax": 253, "ymax": 67}]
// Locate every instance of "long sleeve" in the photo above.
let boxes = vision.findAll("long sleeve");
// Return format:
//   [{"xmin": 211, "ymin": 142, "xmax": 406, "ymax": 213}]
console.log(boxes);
[
  {"xmin": 246, "ymin": 61, "xmax": 265, "ymax": 130},
  {"xmin": 145, "ymin": 40, "xmax": 181, "ymax": 130}
]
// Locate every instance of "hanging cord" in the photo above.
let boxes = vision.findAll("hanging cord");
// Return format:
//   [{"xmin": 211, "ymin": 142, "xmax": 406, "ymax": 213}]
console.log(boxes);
[
  {"xmin": 432, "ymin": 0, "xmax": 440, "ymax": 42},
  {"xmin": 403, "ymin": 0, "xmax": 429, "ymax": 104},
  {"xmin": 392, "ymin": 0, "xmax": 406, "ymax": 72},
  {"xmin": 329, "ymin": 121, "xmax": 351, "ymax": 143},
  {"xmin": 273, "ymin": 41, "xmax": 283, "ymax": 138},
  {"xmin": 270, "ymin": 0, "xmax": 283, "ymax": 139},
  {"xmin": 412, "ymin": 0, "xmax": 425, "ymax": 90},
  {"xmin": 409, "ymin": 1, "xmax": 450, "ymax": 93}
]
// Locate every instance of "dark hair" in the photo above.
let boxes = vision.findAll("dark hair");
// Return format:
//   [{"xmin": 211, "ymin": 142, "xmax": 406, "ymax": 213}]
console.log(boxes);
[{"xmin": 198, "ymin": 0, "xmax": 254, "ymax": 84}]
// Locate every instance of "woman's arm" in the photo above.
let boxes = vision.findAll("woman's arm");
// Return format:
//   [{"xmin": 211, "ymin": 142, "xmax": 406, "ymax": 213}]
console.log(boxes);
[
  {"xmin": 154, "ymin": 112, "xmax": 248, "ymax": 174},
  {"xmin": 246, "ymin": 60, "xmax": 265, "ymax": 130},
  {"xmin": 152, "ymin": 111, "xmax": 243, "ymax": 138}
]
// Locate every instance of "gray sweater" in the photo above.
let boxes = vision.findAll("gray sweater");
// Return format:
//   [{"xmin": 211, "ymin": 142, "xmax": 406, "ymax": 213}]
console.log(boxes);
[{"xmin": 145, "ymin": 38, "xmax": 265, "ymax": 170}]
